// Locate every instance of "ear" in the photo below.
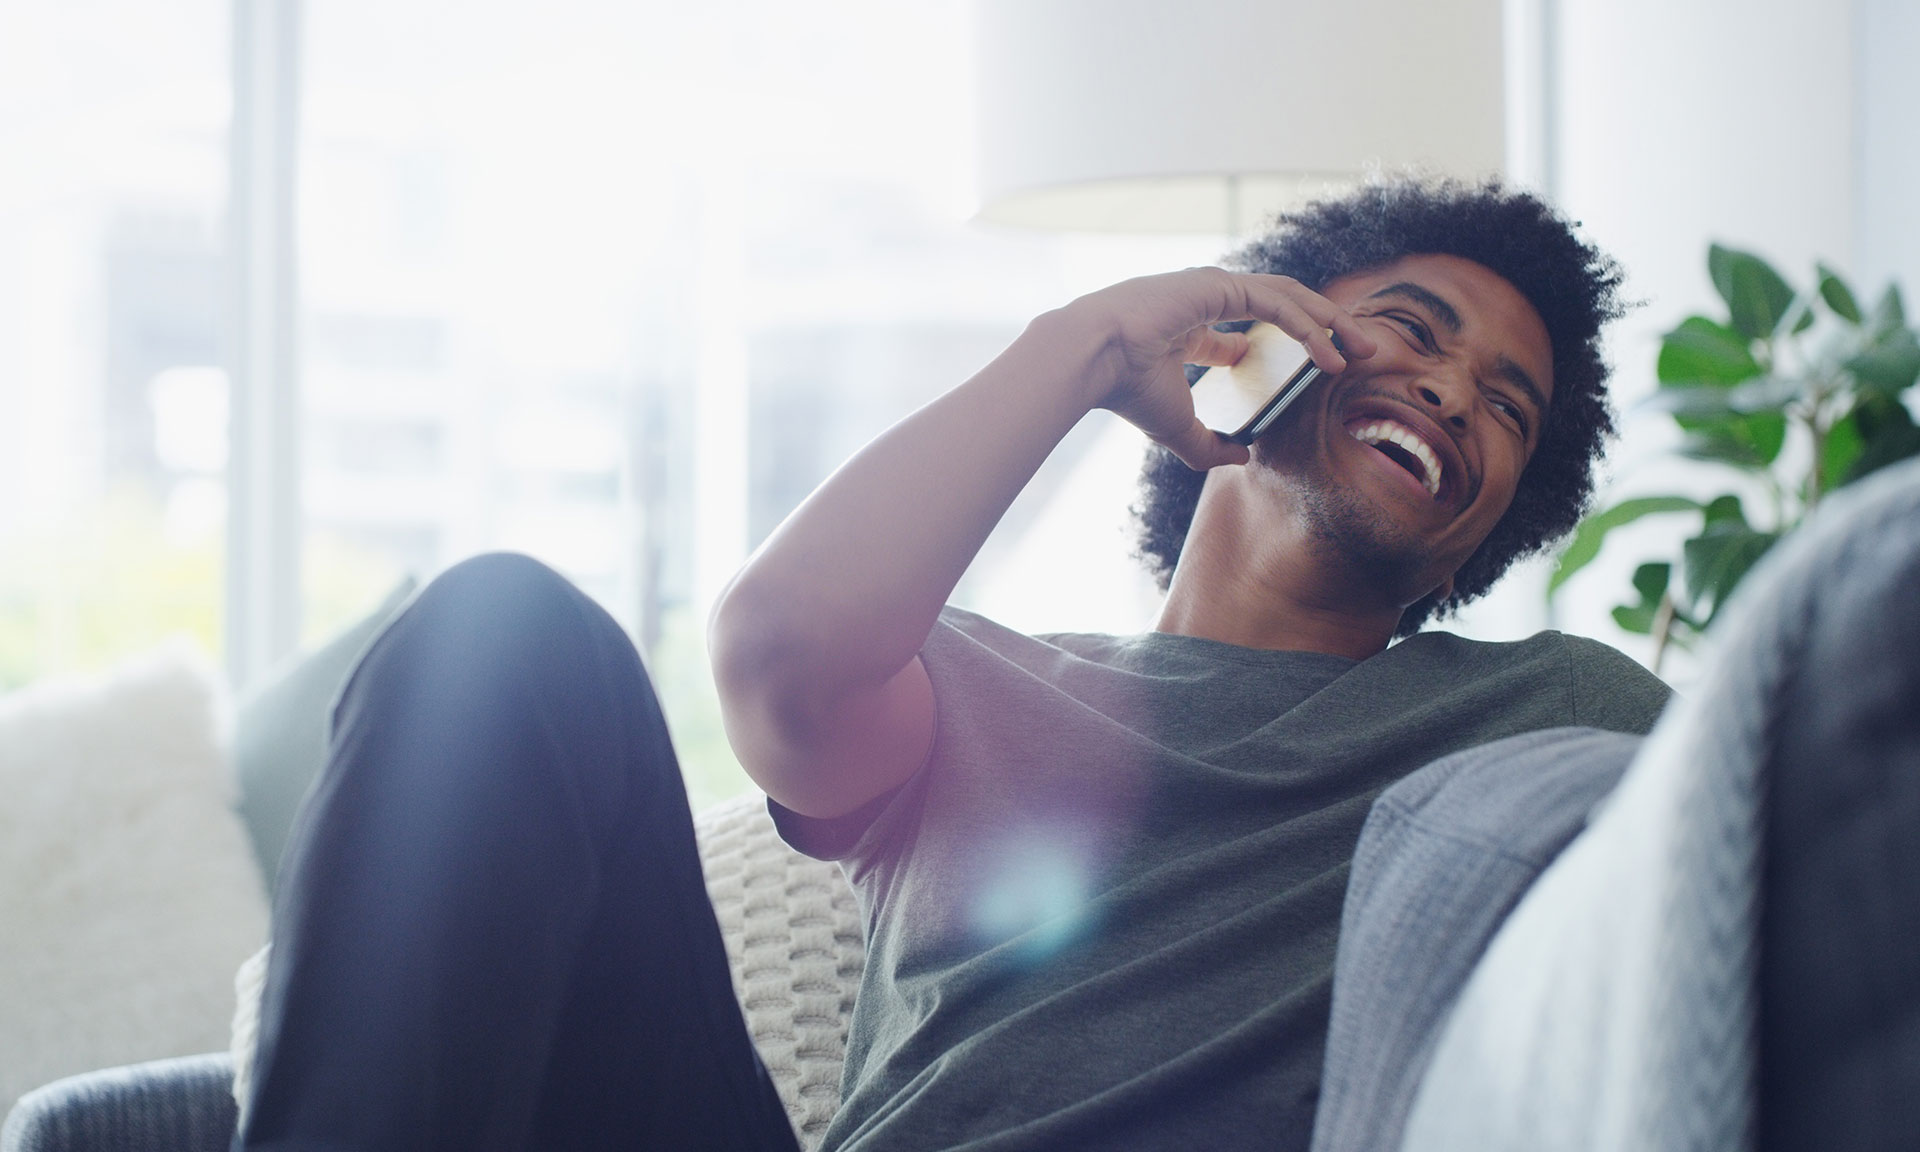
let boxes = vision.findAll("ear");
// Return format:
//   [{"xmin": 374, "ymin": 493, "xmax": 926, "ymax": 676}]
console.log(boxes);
[{"xmin": 1428, "ymin": 573, "xmax": 1456, "ymax": 603}]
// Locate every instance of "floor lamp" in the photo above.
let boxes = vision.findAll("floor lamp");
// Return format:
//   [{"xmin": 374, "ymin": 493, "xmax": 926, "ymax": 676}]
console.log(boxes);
[{"xmin": 970, "ymin": 0, "xmax": 1507, "ymax": 237}]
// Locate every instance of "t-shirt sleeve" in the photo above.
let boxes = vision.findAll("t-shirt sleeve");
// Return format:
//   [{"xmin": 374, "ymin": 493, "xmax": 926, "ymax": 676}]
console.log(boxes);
[
  {"xmin": 763, "ymin": 615, "xmax": 957, "ymax": 864},
  {"xmin": 1560, "ymin": 633, "xmax": 1673, "ymax": 735},
  {"xmin": 768, "ymin": 785, "xmax": 906, "ymax": 861}
]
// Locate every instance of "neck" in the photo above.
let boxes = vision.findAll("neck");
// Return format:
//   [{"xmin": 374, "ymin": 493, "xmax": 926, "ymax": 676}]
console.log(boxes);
[{"xmin": 1151, "ymin": 471, "xmax": 1413, "ymax": 660}]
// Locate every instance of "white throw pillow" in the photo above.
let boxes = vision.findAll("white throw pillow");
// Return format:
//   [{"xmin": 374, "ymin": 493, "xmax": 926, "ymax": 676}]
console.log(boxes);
[{"xmin": 0, "ymin": 642, "xmax": 270, "ymax": 1112}]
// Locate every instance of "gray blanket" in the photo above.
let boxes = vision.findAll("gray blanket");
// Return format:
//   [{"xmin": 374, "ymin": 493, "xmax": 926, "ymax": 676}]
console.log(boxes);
[{"xmin": 1313, "ymin": 455, "xmax": 1920, "ymax": 1152}]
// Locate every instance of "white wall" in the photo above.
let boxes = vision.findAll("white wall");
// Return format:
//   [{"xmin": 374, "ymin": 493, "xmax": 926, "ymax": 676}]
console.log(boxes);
[
  {"xmin": 1513, "ymin": 0, "xmax": 1918, "ymax": 678},
  {"xmin": 1556, "ymin": 0, "xmax": 1855, "ymax": 371},
  {"xmin": 1855, "ymin": 0, "xmax": 1920, "ymax": 297}
]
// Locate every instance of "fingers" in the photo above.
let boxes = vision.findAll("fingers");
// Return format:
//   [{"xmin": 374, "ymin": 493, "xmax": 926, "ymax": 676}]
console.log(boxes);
[
  {"xmin": 1238, "ymin": 273, "xmax": 1378, "ymax": 373},
  {"xmin": 1182, "ymin": 325, "xmax": 1251, "ymax": 367}
]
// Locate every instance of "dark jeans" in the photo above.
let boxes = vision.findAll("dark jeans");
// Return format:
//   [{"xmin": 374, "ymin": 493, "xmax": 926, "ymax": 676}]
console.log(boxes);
[{"xmin": 235, "ymin": 553, "xmax": 801, "ymax": 1152}]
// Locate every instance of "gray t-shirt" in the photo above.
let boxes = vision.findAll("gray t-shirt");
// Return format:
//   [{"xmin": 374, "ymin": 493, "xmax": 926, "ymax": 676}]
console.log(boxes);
[{"xmin": 773, "ymin": 607, "xmax": 1671, "ymax": 1151}]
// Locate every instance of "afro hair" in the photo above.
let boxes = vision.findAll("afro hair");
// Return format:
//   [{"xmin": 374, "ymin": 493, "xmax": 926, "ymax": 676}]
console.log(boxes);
[{"xmin": 1131, "ymin": 176, "xmax": 1629, "ymax": 636}]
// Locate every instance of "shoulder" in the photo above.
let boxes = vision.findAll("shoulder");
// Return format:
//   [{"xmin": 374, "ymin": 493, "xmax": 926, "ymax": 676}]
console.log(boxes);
[
  {"xmin": 1387, "ymin": 628, "xmax": 1648, "ymax": 676},
  {"xmin": 930, "ymin": 604, "xmax": 1052, "ymax": 652},
  {"xmin": 928, "ymin": 605, "xmax": 1140, "ymax": 679},
  {"xmin": 1546, "ymin": 631, "xmax": 1672, "ymax": 734},
  {"xmin": 1388, "ymin": 629, "xmax": 1671, "ymax": 735}
]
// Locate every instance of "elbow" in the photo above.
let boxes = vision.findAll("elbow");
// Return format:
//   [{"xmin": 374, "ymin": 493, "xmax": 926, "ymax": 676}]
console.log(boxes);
[
  {"xmin": 707, "ymin": 578, "xmax": 840, "ymax": 803},
  {"xmin": 708, "ymin": 573, "xmax": 831, "ymax": 740},
  {"xmin": 709, "ymin": 575, "xmax": 792, "ymax": 703}
]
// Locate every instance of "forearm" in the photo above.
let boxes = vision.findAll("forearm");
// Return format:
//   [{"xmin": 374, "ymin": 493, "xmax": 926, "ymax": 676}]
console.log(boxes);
[
  {"xmin": 709, "ymin": 266, "xmax": 1370, "ymax": 814},
  {"xmin": 711, "ymin": 304, "xmax": 1105, "ymax": 715}
]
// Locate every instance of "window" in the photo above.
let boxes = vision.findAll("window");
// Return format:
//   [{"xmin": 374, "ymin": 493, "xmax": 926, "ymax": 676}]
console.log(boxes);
[
  {"xmin": 3, "ymin": 0, "xmax": 1217, "ymax": 807},
  {"xmin": 0, "ymin": 1, "xmax": 230, "ymax": 688}
]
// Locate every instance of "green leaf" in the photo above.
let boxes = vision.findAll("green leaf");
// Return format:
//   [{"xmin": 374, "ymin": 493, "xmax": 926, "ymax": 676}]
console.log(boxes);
[
  {"xmin": 1749, "ymin": 411, "xmax": 1789, "ymax": 462},
  {"xmin": 1818, "ymin": 263, "xmax": 1862, "ymax": 324},
  {"xmin": 1631, "ymin": 560, "xmax": 1671, "ymax": 603},
  {"xmin": 1681, "ymin": 521, "xmax": 1779, "ymax": 625},
  {"xmin": 1700, "ymin": 493, "xmax": 1748, "ymax": 525},
  {"xmin": 1854, "ymin": 391, "xmax": 1917, "ymax": 438},
  {"xmin": 1709, "ymin": 244, "xmax": 1797, "ymax": 340},
  {"xmin": 1645, "ymin": 374, "xmax": 1800, "ymax": 417},
  {"xmin": 1611, "ymin": 604, "xmax": 1654, "ymax": 634},
  {"xmin": 1657, "ymin": 316, "xmax": 1761, "ymax": 387},
  {"xmin": 1849, "ymin": 426, "xmax": 1920, "ymax": 484},
  {"xmin": 1676, "ymin": 409, "xmax": 1788, "ymax": 467},
  {"xmin": 1727, "ymin": 373, "xmax": 1807, "ymax": 411},
  {"xmin": 1548, "ymin": 495, "xmax": 1702, "ymax": 595},
  {"xmin": 1706, "ymin": 245, "xmax": 1743, "ymax": 311},
  {"xmin": 1842, "ymin": 393, "xmax": 1920, "ymax": 486},
  {"xmin": 1611, "ymin": 562, "xmax": 1672, "ymax": 635},
  {"xmin": 1870, "ymin": 284, "xmax": 1908, "ymax": 336},
  {"xmin": 1822, "ymin": 410, "xmax": 1865, "ymax": 493},
  {"xmin": 1845, "ymin": 326, "xmax": 1920, "ymax": 394}
]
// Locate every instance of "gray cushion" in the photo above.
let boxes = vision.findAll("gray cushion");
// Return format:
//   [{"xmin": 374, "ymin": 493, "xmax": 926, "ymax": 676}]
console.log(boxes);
[
  {"xmin": 1311, "ymin": 726, "xmax": 1641, "ymax": 1152},
  {"xmin": 1402, "ymin": 453, "xmax": 1920, "ymax": 1150}
]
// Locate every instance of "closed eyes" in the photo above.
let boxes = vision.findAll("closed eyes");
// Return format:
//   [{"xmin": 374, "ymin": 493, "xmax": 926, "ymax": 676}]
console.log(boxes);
[
  {"xmin": 1381, "ymin": 309, "xmax": 1532, "ymax": 438},
  {"xmin": 1486, "ymin": 391, "xmax": 1530, "ymax": 436},
  {"xmin": 1384, "ymin": 311, "xmax": 1438, "ymax": 353}
]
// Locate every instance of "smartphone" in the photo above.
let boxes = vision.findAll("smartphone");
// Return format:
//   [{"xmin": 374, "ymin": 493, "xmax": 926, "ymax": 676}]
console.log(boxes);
[{"xmin": 1188, "ymin": 322, "xmax": 1322, "ymax": 444}]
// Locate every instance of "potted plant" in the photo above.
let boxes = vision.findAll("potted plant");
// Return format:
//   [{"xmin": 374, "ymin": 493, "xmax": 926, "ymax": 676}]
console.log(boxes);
[{"xmin": 1549, "ymin": 244, "xmax": 1920, "ymax": 672}]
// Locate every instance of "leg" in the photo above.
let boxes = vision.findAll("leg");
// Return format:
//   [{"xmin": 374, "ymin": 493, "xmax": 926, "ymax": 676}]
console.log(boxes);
[{"xmin": 237, "ymin": 553, "xmax": 798, "ymax": 1152}]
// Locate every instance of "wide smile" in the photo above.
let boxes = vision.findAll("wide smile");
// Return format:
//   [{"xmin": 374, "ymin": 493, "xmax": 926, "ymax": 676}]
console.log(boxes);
[{"xmin": 1347, "ymin": 418, "xmax": 1443, "ymax": 499}]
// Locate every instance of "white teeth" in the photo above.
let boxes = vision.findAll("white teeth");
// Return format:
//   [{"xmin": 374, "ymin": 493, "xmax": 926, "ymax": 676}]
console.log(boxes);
[{"xmin": 1349, "ymin": 420, "xmax": 1442, "ymax": 497}]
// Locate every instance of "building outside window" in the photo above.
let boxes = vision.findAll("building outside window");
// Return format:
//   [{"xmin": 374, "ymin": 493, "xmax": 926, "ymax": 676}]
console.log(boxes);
[{"xmin": 1, "ymin": 0, "xmax": 1214, "ymax": 807}]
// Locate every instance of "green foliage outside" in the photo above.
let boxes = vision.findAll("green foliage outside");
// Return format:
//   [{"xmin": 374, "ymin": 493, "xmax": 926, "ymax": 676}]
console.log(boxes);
[
  {"xmin": 647, "ymin": 602, "xmax": 754, "ymax": 811},
  {"xmin": 0, "ymin": 486, "xmax": 222, "ymax": 692},
  {"xmin": 0, "ymin": 489, "xmax": 416, "ymax": 695},
  {"xmin": 1551, "ymin": 244, "xmax": 1920, "ymax": 671}
]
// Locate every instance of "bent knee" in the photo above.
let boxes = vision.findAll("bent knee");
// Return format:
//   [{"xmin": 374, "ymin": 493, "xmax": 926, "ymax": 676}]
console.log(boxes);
[
  {"xmin": 369, "ymin": 552, "xmax": 606, "ymax": 683},
  {"xmin": 428, "ymin": 551, "xmax": 575, "ymax": 611}
]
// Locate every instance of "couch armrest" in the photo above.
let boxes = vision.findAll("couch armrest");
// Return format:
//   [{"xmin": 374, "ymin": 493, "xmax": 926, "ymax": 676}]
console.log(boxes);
[{"xmin": 1, "ymin": 1054, "xmax": 234, "ymax": 1152}]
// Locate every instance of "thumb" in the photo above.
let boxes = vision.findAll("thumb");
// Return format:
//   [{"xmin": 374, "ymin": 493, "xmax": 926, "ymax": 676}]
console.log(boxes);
[
  {"xmin": 1158, "ymin": 419, "xmax": 1251, "ymax": 472},
  {"xmin": 1183, "ymin": 325, "xmax": 1251, "ymax": 368}
]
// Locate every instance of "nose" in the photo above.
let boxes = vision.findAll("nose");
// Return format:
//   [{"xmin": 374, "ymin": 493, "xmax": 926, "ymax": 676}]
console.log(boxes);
[{"xmin": 1412, "ymin": 369, "xmax": 1472, "ymax": 431}]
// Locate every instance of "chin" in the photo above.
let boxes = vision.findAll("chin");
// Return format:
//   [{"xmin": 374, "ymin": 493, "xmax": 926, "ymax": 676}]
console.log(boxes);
[{"xmin": 1296, "ymin": 479, "xmax": 1443, "ymax": 603}]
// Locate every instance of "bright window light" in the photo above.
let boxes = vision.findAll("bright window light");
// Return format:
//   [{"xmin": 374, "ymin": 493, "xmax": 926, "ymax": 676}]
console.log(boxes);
[{"xmin": 2, "ymin": 0, "xmax": 1223, "ymax": 806}]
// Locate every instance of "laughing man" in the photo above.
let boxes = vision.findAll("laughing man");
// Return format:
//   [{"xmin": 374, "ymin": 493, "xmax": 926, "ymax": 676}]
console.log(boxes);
[{"xmin": 239, "ymin": 178, "xmax": 1669, "ymax": 1152}]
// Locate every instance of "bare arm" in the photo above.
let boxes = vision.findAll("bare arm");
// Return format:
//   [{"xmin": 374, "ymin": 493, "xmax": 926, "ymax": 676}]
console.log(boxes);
[{"xmin": 708, "ymin": 268, "xmax": 1374, "ymax": 819}]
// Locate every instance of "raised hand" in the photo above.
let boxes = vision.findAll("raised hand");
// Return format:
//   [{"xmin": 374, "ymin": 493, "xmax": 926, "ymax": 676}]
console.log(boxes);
[{"xmin": 1061, "ymin": 267, "xmax": 1377, "ymax": 470}]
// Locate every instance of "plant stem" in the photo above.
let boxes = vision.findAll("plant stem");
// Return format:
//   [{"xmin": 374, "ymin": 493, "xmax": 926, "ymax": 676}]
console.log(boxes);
[
  {"xmin": 1804, "ymin": 380, "xmax": 1837, "ymax": 512},
  {"xmin": 1808, "ymin": 414, "xmax": 1826, "ymax": 509},
  {"xmin": 1651, "ymin": 590, "xmax": 1677, "ymax": 677}
]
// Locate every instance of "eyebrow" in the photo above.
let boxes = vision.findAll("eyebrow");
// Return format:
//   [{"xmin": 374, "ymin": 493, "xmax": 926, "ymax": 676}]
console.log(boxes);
[
  {"xmin": 1367, "ymin": 282, "xmax": 1463, "ymax": 335},
  {"xmin": 1366, "ymin": 281, "xmax": 1550, "ymax": 425}
]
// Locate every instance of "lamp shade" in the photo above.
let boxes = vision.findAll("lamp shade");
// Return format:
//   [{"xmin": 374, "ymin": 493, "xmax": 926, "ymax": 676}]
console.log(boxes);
[{"xmin": 971, "ymin": 0, "xmax": 1506, "ymax": 233}]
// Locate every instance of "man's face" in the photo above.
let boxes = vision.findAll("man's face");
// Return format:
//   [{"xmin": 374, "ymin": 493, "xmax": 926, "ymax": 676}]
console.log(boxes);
[{"xmin": 1253, "ymin": 253, "xmax": 1555, "ymax": 604}]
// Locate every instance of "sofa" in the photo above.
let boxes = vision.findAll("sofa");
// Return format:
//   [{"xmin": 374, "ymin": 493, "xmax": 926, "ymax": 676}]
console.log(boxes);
[
  {"xmin": 0, "ymin": 577, "xmax": 870, "ymax": 1151},
  {"xmin": 2, "ymin": 792, "xmax": 867, "ymax": 1152},
  {"xmin": 7, "ymin": 455, "xmax": 1920, "ymax": 1152}
]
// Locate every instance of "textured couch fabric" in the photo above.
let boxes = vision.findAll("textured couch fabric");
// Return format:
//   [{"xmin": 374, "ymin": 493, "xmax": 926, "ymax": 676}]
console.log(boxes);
[
  {"xmin": 10, "ymin": 792, "xmax": 868, "ymax": 1152},
  {"xmin": 0, "ymin": 1054, "xmax": 235, "ymax": 1152},
  {"xmin": 1310, "ymin": 726, "xmax": 1641, "ymax": 1152},
  {"xmin": 693, "ymin": 793, "xmax": 867, "ymax": 1148}
]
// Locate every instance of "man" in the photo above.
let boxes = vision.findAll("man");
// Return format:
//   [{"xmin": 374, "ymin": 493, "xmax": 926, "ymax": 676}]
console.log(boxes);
[
  {"xmin": 238, "ymin": 178, "xmax": 1668, "ymax": 1152},
  {"xmin": 708, "ymin": 177, "xmax": 1668, "ymax": 1149}
]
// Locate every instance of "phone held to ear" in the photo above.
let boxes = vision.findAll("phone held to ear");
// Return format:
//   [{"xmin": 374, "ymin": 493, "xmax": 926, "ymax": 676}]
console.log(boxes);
[{"xmin": 1188, "ymin": 322, "xmax": 1322, "ymax": 445}]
